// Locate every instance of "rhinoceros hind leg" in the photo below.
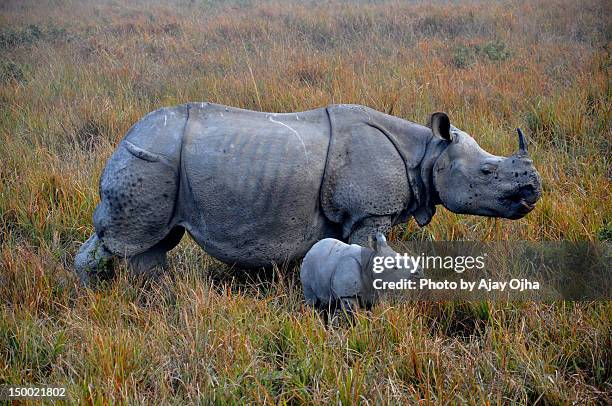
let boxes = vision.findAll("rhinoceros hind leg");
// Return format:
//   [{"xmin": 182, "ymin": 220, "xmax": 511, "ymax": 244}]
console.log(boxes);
[
  {"xmin": 75, "ymin": 233, "xmax": 116, "ymax": 287},
  {"xmin": 93, "ymin": 139, "xmax": 180, "ymax": 260},
  {"xmin": 127, "ymin": 226, "xmax": 185, "ymax": 279}
]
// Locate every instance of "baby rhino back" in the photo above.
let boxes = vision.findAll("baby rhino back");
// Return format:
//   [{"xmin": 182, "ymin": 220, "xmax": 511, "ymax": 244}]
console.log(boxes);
[{"xmin": 300, "ymin": 238, "xmax": 368, "ymax": 308}]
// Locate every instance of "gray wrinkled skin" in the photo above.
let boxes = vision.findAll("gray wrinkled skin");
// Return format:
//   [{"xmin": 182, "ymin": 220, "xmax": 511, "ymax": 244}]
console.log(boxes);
[
  {"xmin": 300, "ymin": 233, "xmax": 421, "ymax": 316},
  {"xmin": 75, "ymin": 103, "xmax": 541, "ymax": 286}
]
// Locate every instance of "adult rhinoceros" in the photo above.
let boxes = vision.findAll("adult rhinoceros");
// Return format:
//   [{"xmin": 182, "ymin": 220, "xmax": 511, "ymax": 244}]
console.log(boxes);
[{"xmin": 75, "ymin": 102, "xmax": 541, "ymax": 285}]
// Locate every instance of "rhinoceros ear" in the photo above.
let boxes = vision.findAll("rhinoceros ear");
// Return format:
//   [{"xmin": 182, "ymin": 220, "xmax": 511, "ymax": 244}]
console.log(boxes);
[
  {"xmin": 427, "ymin": 112, "xmax": 451, "ymax": 141},
  {"xmin": 374, "ymin": 232, "xmax": 387, "ymax": 251}
]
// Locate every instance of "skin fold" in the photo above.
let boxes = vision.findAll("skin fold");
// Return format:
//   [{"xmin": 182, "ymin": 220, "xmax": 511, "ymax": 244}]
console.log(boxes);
[{"xmin": 75, "ymin": 103, "xmax": 541, "ymax": 286}]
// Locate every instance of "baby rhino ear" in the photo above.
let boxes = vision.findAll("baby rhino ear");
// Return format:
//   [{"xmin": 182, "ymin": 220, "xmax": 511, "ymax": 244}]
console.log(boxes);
[
  {"xmin": 374, "ymin": 232, "xmax": 387, "ymax": 250},
  {"xmin": 427, "ymin": 112, "xmax": 452, "ymax": 141}
]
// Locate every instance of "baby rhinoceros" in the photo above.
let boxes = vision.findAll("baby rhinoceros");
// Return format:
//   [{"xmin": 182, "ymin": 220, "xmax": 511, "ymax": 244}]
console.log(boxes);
[{"xmin": 300, "ymin": 233, "xmax": 421, "ymax": 319}]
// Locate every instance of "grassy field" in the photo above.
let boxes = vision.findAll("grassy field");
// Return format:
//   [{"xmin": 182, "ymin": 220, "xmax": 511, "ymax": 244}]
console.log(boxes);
[{"xmin": 1, "ymin": 0, "xmax": 610, "ymax": 403}]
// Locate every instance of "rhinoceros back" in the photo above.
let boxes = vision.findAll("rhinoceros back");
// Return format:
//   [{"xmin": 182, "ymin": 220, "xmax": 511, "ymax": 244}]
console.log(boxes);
[{"xmin": 179, "ymin": 103, "xmax": 332, "ymax": 266}]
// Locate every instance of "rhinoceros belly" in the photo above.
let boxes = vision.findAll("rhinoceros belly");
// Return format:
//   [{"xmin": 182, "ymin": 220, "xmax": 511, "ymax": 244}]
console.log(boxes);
[{"xmin": 179, "ymin": 103, "xmax": 333, "ymax": 267}]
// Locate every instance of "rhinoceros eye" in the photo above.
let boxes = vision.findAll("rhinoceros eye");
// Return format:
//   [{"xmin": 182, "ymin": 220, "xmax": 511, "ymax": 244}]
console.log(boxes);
[{"xmin": 480, "ymin": 163, "xmax": 497, "ymax": 175}]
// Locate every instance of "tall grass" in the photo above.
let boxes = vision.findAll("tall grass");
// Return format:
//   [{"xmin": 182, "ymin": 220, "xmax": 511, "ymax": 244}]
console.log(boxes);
[{"xmin": 1, "ymin": 0, "xmax": 610, "ymax": 403}]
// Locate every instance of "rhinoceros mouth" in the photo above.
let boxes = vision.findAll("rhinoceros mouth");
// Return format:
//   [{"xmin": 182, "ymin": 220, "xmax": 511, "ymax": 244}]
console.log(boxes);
[
  {"xmin": 504, "ymin": 200, "xmax": 535, "ymax": 219},
  {"xmin": 500, "ymin": 184, "xmax": 539, "ymax": 218},
  {"xmin": 519, "ymin": 198, "xmax": 536, "ymax": 210},
  {"xmin": 503, "ymin": 196, "xmax": 537, "ymax": 218},
  {"xmin": 516, "ymin": 198, "xmax": 536, "ymax": 213}
]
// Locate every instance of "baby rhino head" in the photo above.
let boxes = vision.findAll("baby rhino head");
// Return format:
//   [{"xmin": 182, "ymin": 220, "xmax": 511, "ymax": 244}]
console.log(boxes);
[{"xmin": 366, "ymin": 233, "xmax": 424, "ymax": 279}]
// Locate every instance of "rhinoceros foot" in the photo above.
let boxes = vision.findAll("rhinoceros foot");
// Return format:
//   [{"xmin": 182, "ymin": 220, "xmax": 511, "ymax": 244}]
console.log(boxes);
[{"xmin": 75, "ymin": 233, "xmax": 116, "ymax": 287}]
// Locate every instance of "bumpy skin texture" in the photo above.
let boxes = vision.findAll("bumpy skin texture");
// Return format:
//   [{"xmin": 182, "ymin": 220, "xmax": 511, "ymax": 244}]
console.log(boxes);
[
  {"xmin": 321, "ymin": 105, "xmax": 432, "ymax": 238},
  {"xmin": 93, "ymin": 106, "xmax": 187, "ymax": 257},
  {"xmin": 75, "ymin": 103, "xmax": 541, "ymax": 285}
]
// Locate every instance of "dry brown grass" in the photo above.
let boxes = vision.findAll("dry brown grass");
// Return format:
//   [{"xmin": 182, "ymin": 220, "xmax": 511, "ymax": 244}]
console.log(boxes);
[{"xmin": 1, "ymin": 0, "xmax": 611, "ymax": 404}]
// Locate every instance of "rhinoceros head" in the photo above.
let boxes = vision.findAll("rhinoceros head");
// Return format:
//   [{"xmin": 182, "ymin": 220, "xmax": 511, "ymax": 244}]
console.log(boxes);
[{"xmin": 429, "ymin": 112, "xmax": 541, "ymax": 220}]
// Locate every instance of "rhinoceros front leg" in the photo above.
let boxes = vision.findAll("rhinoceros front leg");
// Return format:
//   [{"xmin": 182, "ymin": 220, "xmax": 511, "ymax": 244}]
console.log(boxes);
[{"xmin": 348, "ymin": 216, "xmax": 393, "ymax": 247}]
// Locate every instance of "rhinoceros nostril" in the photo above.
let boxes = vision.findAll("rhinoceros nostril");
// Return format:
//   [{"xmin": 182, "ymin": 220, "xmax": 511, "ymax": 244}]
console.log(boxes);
[
  {"xmin": 519, "ymin": 184, "xmax": 539, "ymax": 202},
  {"xmin": 506, "ymin": 184, "xmax": 537, "ymax": 204}
]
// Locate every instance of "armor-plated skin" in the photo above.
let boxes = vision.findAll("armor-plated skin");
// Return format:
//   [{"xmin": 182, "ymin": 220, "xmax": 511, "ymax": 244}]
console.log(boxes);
[{"xmin": 75, "ymin": 103, "xmax": 541, "ymax": 286}]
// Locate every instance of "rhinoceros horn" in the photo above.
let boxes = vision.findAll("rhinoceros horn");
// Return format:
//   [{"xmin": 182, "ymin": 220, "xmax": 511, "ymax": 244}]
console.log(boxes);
[{"xmin": 516, "ymin": 128, "xmax": 528, "ymax": 155}]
